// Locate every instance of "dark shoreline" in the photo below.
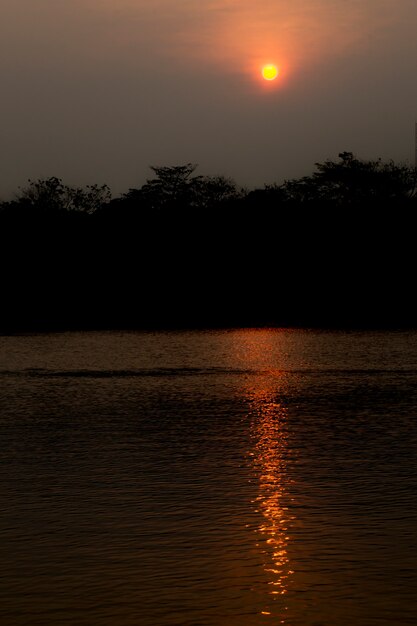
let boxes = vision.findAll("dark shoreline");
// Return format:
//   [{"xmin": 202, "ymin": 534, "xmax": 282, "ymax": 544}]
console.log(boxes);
[
  {"xmin": 2, "ymin": 321, "xmax": 416, "ymax": 335},
  {"xmin": 2, "ymin": 155, "xmax": 416, "ymax": 336}
]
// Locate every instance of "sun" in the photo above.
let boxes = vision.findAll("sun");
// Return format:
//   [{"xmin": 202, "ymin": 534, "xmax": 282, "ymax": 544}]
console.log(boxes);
[{"xmin": 262, "ymin": 64, "xmax": 279, "ymax": 81}]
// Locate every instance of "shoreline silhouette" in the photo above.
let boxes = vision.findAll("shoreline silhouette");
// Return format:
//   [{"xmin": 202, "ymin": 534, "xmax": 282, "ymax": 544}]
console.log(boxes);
[{"xmin": 1, "ymin": 154, "xmax": 416, "ymax": 333}]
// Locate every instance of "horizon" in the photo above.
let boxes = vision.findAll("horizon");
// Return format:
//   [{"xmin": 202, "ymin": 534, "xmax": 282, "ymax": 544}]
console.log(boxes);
[{"xmin": 1, "ymin": 148, "xmax": 416, "ymax": 203}]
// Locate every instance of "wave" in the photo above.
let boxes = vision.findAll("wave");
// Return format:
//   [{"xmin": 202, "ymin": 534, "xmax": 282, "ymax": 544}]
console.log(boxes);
[
  {"xmin": 0, "ymin": 367, "xmax": 254, "ymax": 379},
  {"xmin": 1, "ymin": 367, "xmax": 417, "ymax": 379}
]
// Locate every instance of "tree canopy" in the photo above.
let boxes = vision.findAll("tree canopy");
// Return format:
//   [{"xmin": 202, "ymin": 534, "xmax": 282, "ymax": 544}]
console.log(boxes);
[
  {"xmin": 13, "ymin": 177, "xmax": 112, "ymax": 214},
  {"xmin": 2, "ymin": 154, "xmax": 415, "ymax": 216},
  {"xmin": 282, "ymin": 152, "xmax": 417, "ymax": 205}
]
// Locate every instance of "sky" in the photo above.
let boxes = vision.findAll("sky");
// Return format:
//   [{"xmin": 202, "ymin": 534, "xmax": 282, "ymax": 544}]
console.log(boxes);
[{"xmin": 1, "ymin": 0, "xmax": 417, "ymax": 198}]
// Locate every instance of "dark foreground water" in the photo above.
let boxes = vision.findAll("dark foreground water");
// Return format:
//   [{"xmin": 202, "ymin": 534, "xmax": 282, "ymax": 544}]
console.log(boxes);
[{"xmin": 0, "ymin": 330, "xmax": 416, "ymax": 626}]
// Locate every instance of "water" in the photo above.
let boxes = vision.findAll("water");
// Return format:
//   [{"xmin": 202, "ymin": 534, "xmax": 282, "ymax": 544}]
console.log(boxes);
[{"xmin": 0, "ymin": 329, "xmax": 416, "ymax": 625}]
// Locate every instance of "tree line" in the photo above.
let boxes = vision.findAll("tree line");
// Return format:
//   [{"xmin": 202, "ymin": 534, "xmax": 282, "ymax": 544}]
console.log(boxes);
[
  {"xmin": 1, "ymin": 152, "xmax": 416, "ymax": 216},
  {"xmin": 1, "ymin": 153, "xmax": 416, "ymax": 332}
]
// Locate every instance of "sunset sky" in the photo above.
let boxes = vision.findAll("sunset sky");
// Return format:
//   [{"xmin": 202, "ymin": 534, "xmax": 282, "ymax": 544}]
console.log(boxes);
[{"xmin": 1, "ymin": 0, "xmax": 416, "ymax": 197}]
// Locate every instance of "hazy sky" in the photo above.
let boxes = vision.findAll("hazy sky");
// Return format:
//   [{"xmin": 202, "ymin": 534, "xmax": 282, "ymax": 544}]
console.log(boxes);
[{"xmin": 1, "ymin": 0, "xmax": 416, "ymax": 197}]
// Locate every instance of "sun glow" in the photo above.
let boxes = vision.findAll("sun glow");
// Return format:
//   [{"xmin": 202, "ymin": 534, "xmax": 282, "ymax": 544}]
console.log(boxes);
[{"xmin": 262, "ymin": 64, "xmax": 279, "ymax": 80}]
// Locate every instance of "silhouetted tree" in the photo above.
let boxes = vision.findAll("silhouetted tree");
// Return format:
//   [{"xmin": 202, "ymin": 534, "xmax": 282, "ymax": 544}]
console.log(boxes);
[
  {"xmin": 139, "ymin": 163, "xmax": 200, "ymax": 210},
  {"xmin": 282, "ymin": 152, "xmax": 417, "ymax": 205},
  {"xmin": 15, "ymin": 177, "xmax": 111, "ymax": 213},
  {"xmin": 191, "ymin": 175, "xmax": 242, "ymax": 209},
  {"xmin": 120, "ymin": 164, "xmax": 241, "ymax": 214},
  {"xmin": 71, "ymin": 183, "xmax": 112, "ymax": 214}
]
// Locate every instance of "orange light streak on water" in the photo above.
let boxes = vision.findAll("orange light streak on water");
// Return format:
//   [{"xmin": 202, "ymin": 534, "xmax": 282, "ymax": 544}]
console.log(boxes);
[{"xmin": 247, "ymin": 372, "xmax": 296, "ymax": 620}]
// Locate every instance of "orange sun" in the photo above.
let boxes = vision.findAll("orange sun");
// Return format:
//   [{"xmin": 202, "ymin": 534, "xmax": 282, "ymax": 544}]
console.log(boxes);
[{"xmin": 262, "ymin": 64, "xmax": 279, "ymax": 81}]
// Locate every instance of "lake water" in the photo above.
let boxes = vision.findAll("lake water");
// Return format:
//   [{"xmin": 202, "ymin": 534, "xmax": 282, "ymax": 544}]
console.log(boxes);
[{"xmin": 0, "ymin": 329, "xmax": 416, "ymax": 626}]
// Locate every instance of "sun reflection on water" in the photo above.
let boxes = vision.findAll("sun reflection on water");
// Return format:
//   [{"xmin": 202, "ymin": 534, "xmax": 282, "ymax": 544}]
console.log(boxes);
[{"xmin": 247, "ymin": 373, "xmax": 296, "ymax": 619}]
